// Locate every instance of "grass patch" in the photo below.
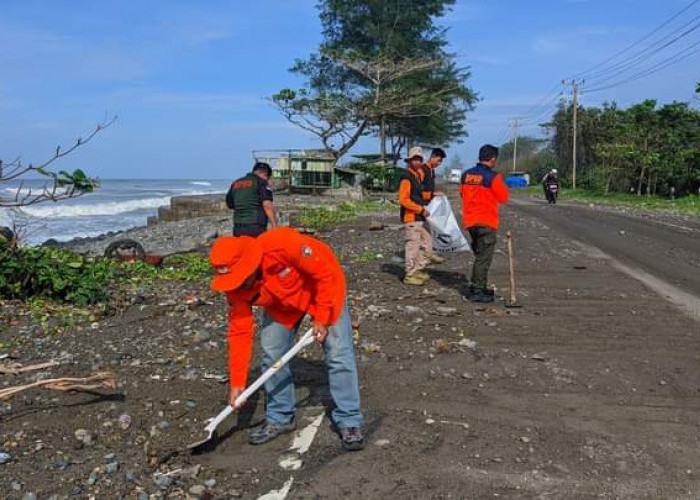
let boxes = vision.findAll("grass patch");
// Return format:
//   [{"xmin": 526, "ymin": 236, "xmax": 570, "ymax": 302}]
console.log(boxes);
[
  {"xmin": 350, "ymin": 249, "xmax": 384, "ymax": 264},
  {"xmin": 523, "ymin": 186, "xmax": 700, "ymax": 215},
  {"xmin": 117, "ymin": 253, "xmax": 211, "ymax": 283},
  {"xmin": 299, "ymin": 200, "xmax": 395, "ymax": 230}
]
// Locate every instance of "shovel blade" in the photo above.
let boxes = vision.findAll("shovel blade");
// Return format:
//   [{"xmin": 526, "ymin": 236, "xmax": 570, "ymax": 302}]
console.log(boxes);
[{"xmin": 186, "ymin": 430, "xmax": 216, "ymax": 450}]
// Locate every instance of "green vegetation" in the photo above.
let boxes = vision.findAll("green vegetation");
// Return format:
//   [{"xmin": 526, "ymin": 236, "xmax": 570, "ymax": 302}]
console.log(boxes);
[
  {"xmin": 119, "ymin": 253, "xmax": 211, "ymax": 283},
  {"xmin": 299, "ymin": 200, "xmax": 394, "ymax": 230},
  {"xmin": 272, "ymin": 0, "xmax": 475, "ymax": 161},
  {"xmin": 562, "ymin": 190, "xmax": 699, "ymax": 214},
  {"xmin": 0, "ymin": 238, "xmax": 211, "ymax": 305},
  {"xmin": 0, "ymin": 242, "xmax": 114, "ymax": 304},
  {"xmin": 526, "ymin": 186, "xmax": 700, "ymax": 214},
  {"xmin": 543, "ymin": 99, "xmax": 700, "ymax": 198},
  {"xmin": 351, "ymin": 249, "xmax": 383, "ymax": 264}
]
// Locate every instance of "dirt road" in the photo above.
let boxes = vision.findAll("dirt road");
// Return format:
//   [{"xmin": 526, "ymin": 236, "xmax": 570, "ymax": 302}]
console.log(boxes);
[
  {"xmin": 511, "ymin": 195, "xmax": 700, "ymax": 316},
  {"xmin": 2, "ymin": 190, "xmax": 700, "ymax": 498}
]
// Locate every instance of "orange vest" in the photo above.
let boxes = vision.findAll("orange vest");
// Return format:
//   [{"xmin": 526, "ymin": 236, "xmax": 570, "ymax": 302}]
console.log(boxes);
[
  {"xmin": 459, "ymin": 164, "xmax": 510, "ymax": 230},
  {"xmin": 224, "ymin": 227, "xmax": 346, "ymax": 388},
  {"xmin": 398, "ymin": 166, "xmax": 428, "ymax": 223}
]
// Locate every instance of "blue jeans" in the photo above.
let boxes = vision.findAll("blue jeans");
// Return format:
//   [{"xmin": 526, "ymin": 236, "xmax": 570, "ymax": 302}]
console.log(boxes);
[{"xmin": 259, "ymin": 305, "xmax": 363, "ymax": 429}]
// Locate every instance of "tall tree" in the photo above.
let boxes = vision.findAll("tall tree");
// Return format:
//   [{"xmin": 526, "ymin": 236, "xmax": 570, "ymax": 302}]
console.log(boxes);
[
  {"xmin": 542, "ymin": 99, "xmax": 700, "ymax": 196},
  {"xmin": 272, "ymin": 0, "xmax": 476, "ymax": 161}
]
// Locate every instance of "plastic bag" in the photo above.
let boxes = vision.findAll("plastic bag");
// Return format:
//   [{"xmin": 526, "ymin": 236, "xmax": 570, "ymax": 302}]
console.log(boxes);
[{"xmin": 426, "ymin": 196, "xmax": 472, "ymax": 253}]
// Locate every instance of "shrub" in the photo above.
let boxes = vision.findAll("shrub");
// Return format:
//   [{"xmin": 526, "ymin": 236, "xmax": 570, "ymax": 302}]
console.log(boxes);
[
  {"xmin": 0, "ymin": 241, "xmax": 114, "ymax": 304},
  {"xmin": 119, "ymin": 253, "xmax": 211, "ymax": 282}
]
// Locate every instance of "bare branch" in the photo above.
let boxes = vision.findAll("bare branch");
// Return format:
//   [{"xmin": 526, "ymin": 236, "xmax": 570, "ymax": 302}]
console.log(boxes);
[{"xmin": 1, "ymin": 116, "xmax": 115, "ymax": 207}]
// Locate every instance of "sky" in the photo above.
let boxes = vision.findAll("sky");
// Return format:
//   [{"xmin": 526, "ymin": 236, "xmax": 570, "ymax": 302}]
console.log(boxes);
[{"xmin": 0, "ymin": 0, "xmax": 698, "ymax": 179}]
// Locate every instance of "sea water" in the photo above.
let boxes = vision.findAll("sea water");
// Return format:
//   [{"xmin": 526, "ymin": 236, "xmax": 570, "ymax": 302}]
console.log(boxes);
[{"xmin": 0, "ymin": 179, "xmax": 230, "ymax": 245}]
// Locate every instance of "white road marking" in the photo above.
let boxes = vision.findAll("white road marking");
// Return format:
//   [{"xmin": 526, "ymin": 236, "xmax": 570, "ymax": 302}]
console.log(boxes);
[
  {"xmin": 576, "ymin": 242, "xmax": 700, "ymax": 321},
  {"xmin": 258, "ymin": 411, "xmax": 326, "ymax": 498},
  {"xmin": 258, "ymin": 476, "xmax": 294, "ymax": 500},
  {"xmin": 278, "ymin": 412, "xmax": 325, "ymax": 470},
  {"xmin": 290, "ymin": 413, "xmax": 326, "ymax": 455}
]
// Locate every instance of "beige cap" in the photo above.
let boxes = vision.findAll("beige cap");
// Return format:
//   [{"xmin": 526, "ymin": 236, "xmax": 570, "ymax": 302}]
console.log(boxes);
[{"xmin": 404, "ymin": 146, "xmax": 424, "ymax": 162}]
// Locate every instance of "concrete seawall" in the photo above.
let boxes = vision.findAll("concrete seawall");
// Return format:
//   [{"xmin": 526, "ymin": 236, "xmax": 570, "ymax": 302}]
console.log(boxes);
[
  {"xmin": 149, "ymin": 194, "xmax": 228, "ymax": 225},
  {"xmin": 150, "ymin": 188, "xmax": 366, "ymax": 225}
]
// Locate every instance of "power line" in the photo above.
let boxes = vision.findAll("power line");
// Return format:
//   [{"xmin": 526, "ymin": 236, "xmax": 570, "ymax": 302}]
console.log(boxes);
[
  {"xmin": 570, "ymin": 0, "xmax": 700, "ymax": 80},
  {"xmin": 582, "ymin": 17, "xmax": 700, "ymax": 87},
  {"xmin": 583, "ymin": 39, "xmax": 700, "ymax": 93}
]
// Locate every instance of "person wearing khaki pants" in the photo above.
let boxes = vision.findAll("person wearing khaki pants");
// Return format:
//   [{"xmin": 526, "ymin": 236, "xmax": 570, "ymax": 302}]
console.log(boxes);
[
  {"xmin": 399, "ymin": 147, "xmax": 432, "ymax": 286},
  {"xmin": 405, "ymin": 221, "xmax": 432, "ymax": 278}
]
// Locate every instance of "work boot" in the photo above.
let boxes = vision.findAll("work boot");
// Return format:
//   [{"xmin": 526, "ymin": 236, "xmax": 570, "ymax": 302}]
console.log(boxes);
[
  {"xmin": 416, "ymin": 270, "xmax": 430, "ymax": 281},
  {"xmin": 429, "ymin": 254, "xmax": 446, "ymax": 265},
  {"xmin": 339, "ymin": 427, "xmax": 365, "ymax": 451},
  {"xmin": 249, "ymin": 419, "xmax": 296, "ymax": 446},
  {"xmin": 468, "ymin": 289, "xmax": 495, "ymax": 303},
  {"xmin": 403, "ymin": 274, "xmax": 426, "ymax": 286}
]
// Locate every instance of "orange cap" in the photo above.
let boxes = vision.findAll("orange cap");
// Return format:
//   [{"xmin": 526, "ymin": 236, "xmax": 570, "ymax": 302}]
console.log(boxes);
[{"xmin": 209, "ymin": 236, "xmax": 263, "ymax": 292}]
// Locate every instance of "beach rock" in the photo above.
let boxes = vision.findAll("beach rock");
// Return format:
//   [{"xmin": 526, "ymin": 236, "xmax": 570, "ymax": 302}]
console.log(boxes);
[
  {"xmin": 105, "ymin": 462, "xmax": 119, "ymax": 474},
  {"xmin": 0, "ymin": 452, "xmax": 11, "ymax": 464},
  {"xmin": 74, "ymin": 429, "xmax": 93, "ymax": 446},
  {"xmin": 193, "ymin": 331, "xmax": 212, "ymax": 343},
  {"xmin": 153, "ymin": 473, "xmax": 174, "ymax": 489},
  {"xmin": 189, "ymin": 485, "xmax": 207, "ymax": 496},
  {"xmin": 117, "ymin": 414, "xmax": 132, "ymax": 430}
]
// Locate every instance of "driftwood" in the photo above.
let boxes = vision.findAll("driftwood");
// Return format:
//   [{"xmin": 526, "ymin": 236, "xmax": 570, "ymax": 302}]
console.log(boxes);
[
  {"xmin": 0, "ymin": 372, "xmax": 117, "ymax": 401},
  {"xmin": 0, "ymin": 361, "xmax": 60, "ymax": 375}
]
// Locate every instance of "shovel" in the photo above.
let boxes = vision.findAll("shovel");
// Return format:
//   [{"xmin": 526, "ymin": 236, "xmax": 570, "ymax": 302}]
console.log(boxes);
[
  {"xmin": 187, "ymin": 328, "xmax": 315, "ymax": 450},
  {"xmin": 505, "ymin": 231, "xmax": 522, "ymax": 308}
]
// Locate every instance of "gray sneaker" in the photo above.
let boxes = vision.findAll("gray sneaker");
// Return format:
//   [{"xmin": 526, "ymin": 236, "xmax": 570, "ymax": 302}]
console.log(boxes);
[
  {"xmin": 339, "ymin": 427, "xmax": 365, "ymax": 451},
  {"xmin": 249, "ymin": 419, "xmax": 296, "ymax": 446}
]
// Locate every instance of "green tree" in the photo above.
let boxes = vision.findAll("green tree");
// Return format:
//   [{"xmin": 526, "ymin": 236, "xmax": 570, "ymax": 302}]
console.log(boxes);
[
  {"xmin": 543, "ymin": 99, "xmax": 700, "ymax": 196},
  {"xmin": 272, "ymin": 0, "xmax": 476, "ymax": 161}
]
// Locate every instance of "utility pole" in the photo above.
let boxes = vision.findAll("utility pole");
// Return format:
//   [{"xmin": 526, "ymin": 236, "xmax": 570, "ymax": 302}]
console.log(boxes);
[
  {"xmin": 571, "ymin": 80, "xmax": 579, "ymax": 190},
  {"xmin": 511, "ymin": 118, "xmax": 519, "ymax": 173}
]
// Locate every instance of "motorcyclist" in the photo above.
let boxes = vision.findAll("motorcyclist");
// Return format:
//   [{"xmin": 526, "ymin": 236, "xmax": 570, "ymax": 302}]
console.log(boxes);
[{"xmin": 542, "ymin": 169, "xmax": 558, "ymax": 197}]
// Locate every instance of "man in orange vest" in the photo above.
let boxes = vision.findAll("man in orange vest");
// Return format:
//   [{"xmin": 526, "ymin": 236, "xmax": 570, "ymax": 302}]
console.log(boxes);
[
  {"xmin": 459, "ymin": 144, "xmax": 510, "ymax": 303},
  {"xmin": 209, "ymin": 228, "xmax": 364, "ymax": 451},
  {"xmin": 421, "ymin": 148, "xmax": 448, "ymax": 266},
  {"xmin": 398, "ymin": 147, "xmax": 432, "ymax": 285}
]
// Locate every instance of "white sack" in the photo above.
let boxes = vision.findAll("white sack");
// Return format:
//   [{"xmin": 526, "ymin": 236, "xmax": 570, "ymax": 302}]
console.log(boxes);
[{"xmin": 425, "ymin": 196, "xmax": 472, "ymax": 254}]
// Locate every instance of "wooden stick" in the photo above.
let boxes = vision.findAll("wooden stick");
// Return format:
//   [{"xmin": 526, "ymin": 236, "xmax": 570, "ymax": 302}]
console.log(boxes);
[
  {"xmin": 0, "ymin": 372, "xmax": 117, "ymax": 400},
  {"xmin": 0, "ymin": 361, "xmax": 60, "ymax": 375},
  {"xmin": 507, "ymin": 231, "xmax": 517, "ymax": 304}
]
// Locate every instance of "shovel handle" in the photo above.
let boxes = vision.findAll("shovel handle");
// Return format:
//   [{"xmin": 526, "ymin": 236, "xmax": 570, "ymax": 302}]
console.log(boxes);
[
  {"xmin": 203, "ymin": 328, "xmax": 315, "ymax": 433},
  {"xmin": 507, "ymin": 231, "xmax": 517, "ymax": 304}
]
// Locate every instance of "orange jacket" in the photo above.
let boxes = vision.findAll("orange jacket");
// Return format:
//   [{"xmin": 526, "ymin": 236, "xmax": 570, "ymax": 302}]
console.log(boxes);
[
  {"xmin": 224, "ymin": 227, "xmax": 346, "ymax": 388},
  {"xmin": 398, "ymin": 166, "xmax": 428, "ymax": 223},
  {"xmin": 459, "ymin": 164, "xmax": 509, "ymax": 230}
]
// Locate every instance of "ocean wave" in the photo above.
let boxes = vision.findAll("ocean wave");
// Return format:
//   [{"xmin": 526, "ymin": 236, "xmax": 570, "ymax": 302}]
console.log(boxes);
[
  {"xmin": 18, "ymin": 189, "xmax": 222, "ymax": 219},
  {"xmin": 190, "ymin": 181, "xmax": 212, "ymax": 186},
  {"xmin": 20, "ymin": 196, "xmax": 174, "ymax": 218}
]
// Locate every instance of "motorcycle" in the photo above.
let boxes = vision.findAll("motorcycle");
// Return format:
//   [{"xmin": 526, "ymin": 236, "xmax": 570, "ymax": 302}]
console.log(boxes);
[{"xmin": 545, "ymin": 183, "xmax": 559, "ymax": 204}]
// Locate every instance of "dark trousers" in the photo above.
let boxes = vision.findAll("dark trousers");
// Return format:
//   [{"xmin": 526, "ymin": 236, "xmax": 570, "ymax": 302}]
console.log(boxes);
[
  {"xmin": 468, "ymin": 226, "xmax": 497, "ymax": 290},
  {"xmin": 233, "ymin": 224, "xmax": 266, "ymax": 238}
]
